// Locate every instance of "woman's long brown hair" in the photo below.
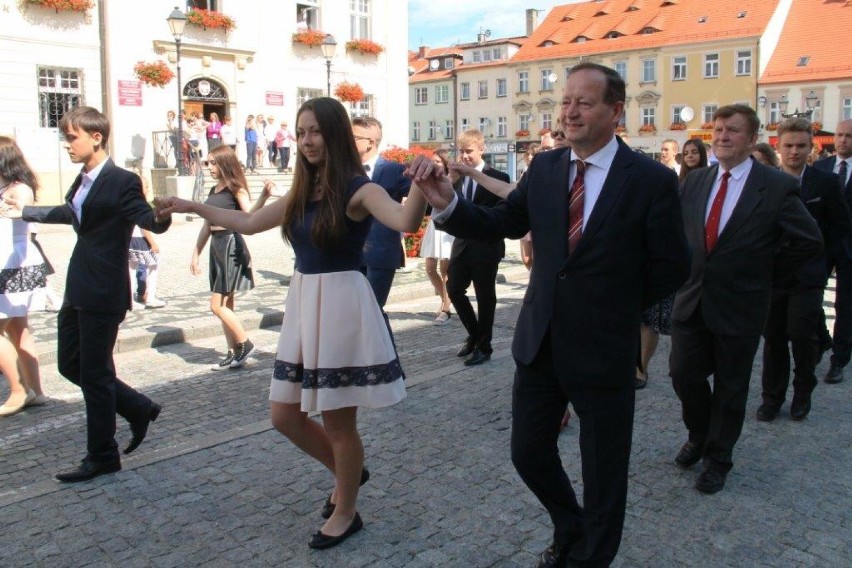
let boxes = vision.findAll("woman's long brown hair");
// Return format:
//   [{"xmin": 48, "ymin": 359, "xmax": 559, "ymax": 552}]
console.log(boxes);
[
  {"xmin": 207, "ymin": 144, "xmax": 250, "ymax": 204},
  {"xmin": 281, "ymin": 97, "xmax": 366, "ymax": 249},
  {"xmin": 0, "ymin": 136, "xmax": 40, "ymax": 197}
]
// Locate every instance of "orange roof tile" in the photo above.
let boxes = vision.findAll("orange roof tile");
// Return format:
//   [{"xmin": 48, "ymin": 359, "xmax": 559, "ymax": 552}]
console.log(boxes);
[
  {"xmin": 761, "ymin": 0, "xmax": 852, "ymax": 84},
  {"xmin": 512, "ymin": 0, "xmax": 779, "ymax": 63}
]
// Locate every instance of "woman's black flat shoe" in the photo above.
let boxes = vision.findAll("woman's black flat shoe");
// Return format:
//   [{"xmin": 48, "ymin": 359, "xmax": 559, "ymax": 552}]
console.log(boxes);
[
  {"xmin": 308, "ymin": 513, "xmax": 363, "ymax": 549},
  {"xmin": 321, "ymin": 468, "xmax": 370, "ymax": 519}
]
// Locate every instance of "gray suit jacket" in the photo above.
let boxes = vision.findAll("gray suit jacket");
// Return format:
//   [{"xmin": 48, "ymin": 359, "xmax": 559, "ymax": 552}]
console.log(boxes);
[{"xmin": 672, "ymin": 159, "xmax": 823, "ymax": 336}]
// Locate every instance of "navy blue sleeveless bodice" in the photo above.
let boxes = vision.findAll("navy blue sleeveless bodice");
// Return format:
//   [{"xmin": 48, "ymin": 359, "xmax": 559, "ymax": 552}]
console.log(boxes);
[{"xmin": 289, "ymin": 176, "xmax": 372, "ymax": 274}]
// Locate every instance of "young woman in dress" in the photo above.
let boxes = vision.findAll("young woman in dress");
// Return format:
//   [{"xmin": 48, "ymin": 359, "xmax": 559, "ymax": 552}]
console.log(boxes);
[
  {"xmin": 419, "ymin": 150, "xmax": 456, "ymax": 324},
  {"xmin": 156, "ymin": 97, "xmax": 427, "ymax": 549},
  {"xmin": 678, "ymin": 138, "xmax": 709, "ymax": 185},
  {"xmin": 0, "ymin": 137, "xmax": 48, "ymax": 416},
  {"xmin": 191, "ymin": 144, "xmax": 269, "ymax": 370}
]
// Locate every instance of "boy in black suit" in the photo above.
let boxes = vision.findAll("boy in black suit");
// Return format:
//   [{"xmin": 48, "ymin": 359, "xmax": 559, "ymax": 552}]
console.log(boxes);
[
  {"xmin": 446, "ymin": 129, "xmax": 510, "ymax": 366},
  {"xmin": 3, "ymin": 107, "xmax": 171, "ymax": 482}
]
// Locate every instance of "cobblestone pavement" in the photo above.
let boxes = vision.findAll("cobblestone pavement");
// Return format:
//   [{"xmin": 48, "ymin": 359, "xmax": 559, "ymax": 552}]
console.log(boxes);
[{"xmin": 0, "ymin": 222, "xmax": 850, "ymax": 567}]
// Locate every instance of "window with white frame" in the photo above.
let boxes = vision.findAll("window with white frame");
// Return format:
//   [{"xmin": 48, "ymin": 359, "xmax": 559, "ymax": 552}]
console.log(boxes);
[
  {"xmin": 704, "ymin": 53, "xmax": 719, "ymax": 78},
  {"xmin": 460, "ymin": 82, "xmax": 470, "ymax": 101},
  {"xmin": 843, "ymin": 97, "xmax": 852, "ymax": 120},
  {"xmin": 672, "ymin": 105, "xmax": 684, "ymax": 125},
  {"xmin": 296, "ymin": 1, "xmax": 319, "ymax": 30},
  {"xmin": 445, "ymin": 119, "xmax": 454, "ymax": 139},
  {"xmin": 479, "ymin": 117, "xmax": 489, "ymax": 134},
  {"xmin": 350, "ymin": 95, "xmax": 373, "ymax": 119},
  {"xmin": 297, "ymin": 87, "xmax": 323, "ymax": 108},
  {"xmin": 350, "ymin": 0, "xmax": 370, "ymax": 40},
  {"xmin": 811, "ymin": 99, "xmax": 822, "ymax": 124},
  {"xmin": 642, "ymin": 59, "xmax": 656, "ymax": 83},
  {"xmin": 478, "ymin": 80, "xmax": 488, "ymax": 99},
  {"xmin": 703, "ymin": 104, "xmax": 719, "ymax": 124},
  {"xmin": 188, "ymin": 0, "xmax": 219, "ymax": 9},
  {"xmin": 473, "ymin": 50, "xmax": 481, "ymax": 63},
  {"xmin": 443, "ymin": 58, "xmax": 453, "ymax": 69},
  {"xmin": 769, "ymin": 101, "xmax": 780, "ymax": 124},
  {"xmin": 412, "ymin": 121, "xmax": 420, "ymax": 140},
  {"xmin": 493, "ymin": 48, "xmax": 501, "ymax": 60},
  {"xmin": 461, "ymin": 118, "xmax": 470, "ymax": 131},
  {"xmin": 435, "ymin": 84, "xmax": 449, "ymax": 104},
  {"xmin": 518, "ymin": 71, "xmax": 529, "ymax": 93},
  {"xmin": 542, "ymin": 113, "xmax": 552, "ymax": 131},
  {"xmin": 483, "ymin": 50, "xmax": 492, "ymax": 62},
  {"xmin": 496, "ymin": 78, "xmax": 507, "ymax": 97},
  {"xmin": 672, "ymin": 56, "xmax": 686, "ymax": 81},
  {"xmin": 614, "ymin": 61, "xmax": 627, "ymax": 82},
  {"xmin": 642, "ymin": 107, "xmax": 655, "ymax": 126},
  {"xmin": 428, "ymin": 120, "xmax": 438, "ymax": 140},
  {"xmin": 38, "ymin": 66, "xmax": 83, "ymax": 128},
  {"xmin": 415, "ymin": 87, "xmax": 428, "ymax": 105},
  {"xmin": 497, "ymin": 116, "xmax": 507, "ymax": 138},
  {"xmin": 736, "ymin": 50, "xmax": 752, "ymax": 76},
  {"xmin": 519, "ymin": 114, "xmax": 531, "ymax": 132},
  {"xmin": 540, "ymin": 69, "xmax": 554, "ymax": 90}
]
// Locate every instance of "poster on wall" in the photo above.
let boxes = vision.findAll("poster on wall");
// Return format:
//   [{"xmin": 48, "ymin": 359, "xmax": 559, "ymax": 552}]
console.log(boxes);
[
  {"xmin": 265, "ymin": 91, "xmax": 284, "ymax": 106},
  {"xmin": 118, "ymin": 80, "xmax": 143, "ymax": 106}
]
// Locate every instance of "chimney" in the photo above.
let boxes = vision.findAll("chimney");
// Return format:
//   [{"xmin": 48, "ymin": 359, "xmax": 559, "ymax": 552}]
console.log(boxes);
[
  {"xmin": 418, "ymin": 46, "xmax": 428, "ymax": 59},
  {"xmin": 526, "ymin": 8, "xmax": 539, "ymax": 36}
]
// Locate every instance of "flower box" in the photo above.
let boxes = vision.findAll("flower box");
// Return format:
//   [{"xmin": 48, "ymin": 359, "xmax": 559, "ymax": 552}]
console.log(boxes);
[
  {"xmin": 515, "ymin": 130, "xmax": 530, "ymax": 138},
  {"xmin": 669, "ymin": 123, "xmax": 687, "ymax": 131},
  {"xmin": 700, "ymin": 121, "xmax": 714, "ymax": 130},
  {"xmin": 404, "ymin": 217, "xmax": 430, "ymax": 258},
  {"xmin": 334, "ymin": 82, "xmax": 364, "ymax": 103},
  {"xmin": 186, "ymin": 8, "xmax": 235, "ymax": 32},
  {"xmin": 24, "ymin": 0, "xmax": 93, "ymax": 12},
  {"xmin": 292, "ymin": 29, "xmax": 327, "ymax": 47},
  {"xmin": 346, "ymin": 39, "xmax": 384, "ymax": 55},
  {"xmin": 615, "ymin": 126, "xmax": 628, "ymax": 134},
  {"xmin": 380, "ymin": 145, "xmax": 432, "ymax": 165},
  {"xmin": 538, "ymin": 127, "xmax": 551, "ymax": 136},
  {"xmin": 638, "ymin": 124, "xmax": 656, "ymax": 133},
  {"xmin": 812, "ymin": 121, "xmax": 823, "ymax": 132},
  {"xmin": 765, "ymin": 122, "xmax": 778, "ymax": 132},
  {"xmin": 133, "ymin": 61, "xmax": 174, "ymax": 88}
]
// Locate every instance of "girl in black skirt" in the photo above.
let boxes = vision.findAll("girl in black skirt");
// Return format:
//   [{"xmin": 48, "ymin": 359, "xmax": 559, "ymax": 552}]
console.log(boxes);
[{"xmin": 190, "ymin": 145, "xmax": 270, "ymax": 370}]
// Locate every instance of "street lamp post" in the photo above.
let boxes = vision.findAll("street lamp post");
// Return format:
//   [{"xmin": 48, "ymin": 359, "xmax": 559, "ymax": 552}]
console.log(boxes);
[
  {"xmin": 779, "ymin": 90, "xmax": 819, "ymax": 120},
  {"xmin": 320, "ymin": 34, "xmax": 337, "ymax": 97},
  {"xmin": 167, "ymin": 7, "xmax": 187, "ymax": 174}
]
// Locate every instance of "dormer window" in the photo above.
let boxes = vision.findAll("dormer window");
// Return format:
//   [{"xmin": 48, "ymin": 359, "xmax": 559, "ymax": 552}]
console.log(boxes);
[
  {"xmin": 594, "ymin": 10, "xmax": 608, "ymax": 16},
  {"xmin": 737, "ymin": 11, "xmax": 747, "ymax": 18},
  {"xmin": 562, "ymin": 15, "xmax": 573, "ymax": 21},
  {"xmin": 541, "ymin": 40, "xmax": 556, "ymax": 47},
  {"xmin": 626, "ymin": 5, "xmax": 639, "ymax": 11},
  {"xmin": 443, "ymin": 58, "xmax": 454, "ymax": 69},
  {"xmin": 607, "ymin": 31, "xmax": 623, "ymax": 39},
  {"xmin": 573, "ymin": 35, "xmax": 588, "ymax": 43},
  {"xmin": 698, "ymin": 16, "xmax": 707, "ymax": 23},
  {"xmin": 641, "ymin": 27, "xmax": 658, "ymax": 34},
  {"xmin": 797, "ymin": 56, "xmax": 810, "ymax": 67}
]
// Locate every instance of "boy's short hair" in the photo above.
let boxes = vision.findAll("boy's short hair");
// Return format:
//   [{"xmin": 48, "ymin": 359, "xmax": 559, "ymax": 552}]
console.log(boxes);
[
  {"xmin": 59, "ymin": 106, "xmax": 111, "ymax": 145},
  {"xmin": 457, "ymin": 129, "xmax": 484, "ymax": 148}
]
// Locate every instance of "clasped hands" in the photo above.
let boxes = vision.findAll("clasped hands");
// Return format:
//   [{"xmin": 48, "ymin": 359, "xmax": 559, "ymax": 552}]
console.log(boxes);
[
  {"xmin": 404, "ymin": 156, "xmax": 456, "ymax": 211},
  {"xmin": 153, "ymin": 196, "xmax": 193, "ymax": 219}
]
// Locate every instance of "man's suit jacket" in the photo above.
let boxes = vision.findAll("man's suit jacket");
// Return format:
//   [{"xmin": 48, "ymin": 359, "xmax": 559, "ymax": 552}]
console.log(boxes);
[
  {"xmin": 774, "ymin": 166, "xmax": 848, "ymax": 292},
  {"xmin": 22, "ymin": 158, "xmax": 171, "ymax": 314},
  {"xmin": 814, "ymin": 155, "xmax": 852, "ymax": 258},
  {"xmin": 673, "ymin": 160, "xmax": 823, "ymax": 336},
  {"xmin": 439, "ymin": 141, "xmax": 690, "ymax": 389},
  {"xmin": 362, "ymin": 156, "xmax": 411, "ymax": 270},
  {"xmin": 450, "ymin": 166, "xmax": 510, "ymax": 264}
]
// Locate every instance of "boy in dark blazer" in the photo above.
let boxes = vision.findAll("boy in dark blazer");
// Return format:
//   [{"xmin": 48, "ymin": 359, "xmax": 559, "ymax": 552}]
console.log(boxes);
[
  {"xmin": 445, "ymin": 129, "xmax": 510, "ymax": 366},
  {"xmin": 4, "ymin": 107, "xmax": 171, "ymax": 482}
]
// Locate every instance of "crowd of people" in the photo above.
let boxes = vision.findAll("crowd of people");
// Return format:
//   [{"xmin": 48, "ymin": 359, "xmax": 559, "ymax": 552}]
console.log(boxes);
[{"xmin": 1, "ymin": 62, "xmax": 851, "ymax": 566}]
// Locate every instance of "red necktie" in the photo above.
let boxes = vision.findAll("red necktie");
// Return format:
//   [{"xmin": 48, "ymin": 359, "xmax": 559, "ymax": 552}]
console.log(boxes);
[
  {"xmin": 568, "ymin": 160, "xmax": 586, "ymax": 254},
  {"xmin": 705, "ymin": 171, "xmax": 731, "ymax": 253}
]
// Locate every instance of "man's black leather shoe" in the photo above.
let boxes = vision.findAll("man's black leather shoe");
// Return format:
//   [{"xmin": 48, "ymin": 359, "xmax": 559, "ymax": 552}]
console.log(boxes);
[
  {"xmin": 456, "ymin": 341, "xmax": 474, "ymax": 358},
  {"xmin": 56, "ymin": 458, "xmax": 121, "ymax": 483},
  {"xmin": 464, "ymin": 348, "xmax": 491, "ymax": 366},
  {"xmin": 790, "ymin": 393, "xmax": 811, "ymax": 421},
  {"xmin": 537, "ymin": 543, "xmax": 569, "ymax": 568},
  {"xmin": 675, "ymin": 441, "xmax": 703, "ymax": 468},
  {"xmin": 755, "ymin": 403, "xmax": 780, "ymax": 422},
  {"xmin": 695, "ymin": 465, "xmax": 727, "ymax": 494},
  {"xmin": 124, "ymin": 403, "xmax": 162, "ymax": 455},
  {"xmin": 824, "ymin": 364, "xmax": 844, "ymax": 384}
]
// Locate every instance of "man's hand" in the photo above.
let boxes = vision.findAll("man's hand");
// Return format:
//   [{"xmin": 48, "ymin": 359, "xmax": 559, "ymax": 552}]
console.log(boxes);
[
  {"xmin": 405, "ymin": 155, "xmax": 455, "ymax": 211},
  {"xmin": 154, "ymin": 196, "xmax": 193, "ymax": 217},
  {"xmin": 0, "ymin": 195, "xmax": 24, "ymax": 219}
]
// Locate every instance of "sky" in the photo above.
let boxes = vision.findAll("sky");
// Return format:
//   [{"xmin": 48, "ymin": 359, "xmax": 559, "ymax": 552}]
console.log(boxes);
[{"xmin": 408, "ymin": 0, "xmax": 584, "ymax": 51}]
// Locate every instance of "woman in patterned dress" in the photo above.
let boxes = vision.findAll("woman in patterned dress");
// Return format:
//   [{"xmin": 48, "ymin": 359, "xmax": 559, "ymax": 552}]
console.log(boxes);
[
  {"xmin": 0, "ymin": 137, "xmax": 48, "ymax": 417},
  {"xmin": 156, "ymin": 97, "xmax": 427, "ymax": 549}
]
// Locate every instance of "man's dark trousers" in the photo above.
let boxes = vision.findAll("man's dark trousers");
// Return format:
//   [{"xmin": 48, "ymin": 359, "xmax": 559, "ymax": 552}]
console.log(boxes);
[{"xmin": 447, "ymin": 257, "xmax": 498, "ymax": 353}]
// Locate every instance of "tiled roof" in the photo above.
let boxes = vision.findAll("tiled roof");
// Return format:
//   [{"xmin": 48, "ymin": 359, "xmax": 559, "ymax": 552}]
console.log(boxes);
[
  {"xmin": 761, "ymin": 0, "xmax": 852, "ymax": 84},
  {"xmin": 512, "ymin": 0, "xmax": 778, "ymax": 63}
]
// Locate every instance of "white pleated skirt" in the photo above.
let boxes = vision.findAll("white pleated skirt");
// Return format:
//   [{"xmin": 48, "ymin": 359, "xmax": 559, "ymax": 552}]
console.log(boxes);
[{"xmin": 270, "ymin": 269, "xmax": 406, "ymax": 411}]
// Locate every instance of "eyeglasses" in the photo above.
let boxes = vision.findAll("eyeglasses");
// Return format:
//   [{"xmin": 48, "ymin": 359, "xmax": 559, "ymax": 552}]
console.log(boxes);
[
  {"xmin": 354, "ymin": 136, "xmax": 374, "ymax": 143},
  {"xmin": 553, "ymin": 131, "xmax": 565, "ymax": 140}
]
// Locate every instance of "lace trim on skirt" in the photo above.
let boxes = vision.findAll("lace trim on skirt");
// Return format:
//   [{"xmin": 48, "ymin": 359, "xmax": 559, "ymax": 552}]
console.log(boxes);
[{"xmin": 272, "ymin": 358, "xmax": 405, "ymax": 389}]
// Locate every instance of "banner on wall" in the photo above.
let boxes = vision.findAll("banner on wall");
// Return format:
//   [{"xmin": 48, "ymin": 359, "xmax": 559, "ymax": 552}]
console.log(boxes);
[{"xmin": 118, "ymin": 80, "xmax": 143, "ymax": 106}]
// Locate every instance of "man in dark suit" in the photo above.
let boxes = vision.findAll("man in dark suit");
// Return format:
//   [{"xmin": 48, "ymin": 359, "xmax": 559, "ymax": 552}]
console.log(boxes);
[
  {"xmin": 671, "ymin": 105, "xmax": 823, "ymax": 494},
  {"xmin": 759, "ymin": 118, "xmax": 849, "ymax": 422},
  {"xmin": 410, "ymin": 63, "xmax": 690, "ymax": 567},
  {"xmin": 815, "ymin": 118, "xmax": 852, "ymax": 383},
  {"xmin": 3, "ymin": 107, "xmax": 170, "ymax": 482},
  {"xmin": 354, "ymin": 116, "xmax": 411, "ymax": 308},
  {"xmin": 445, "ymin": 129, "xmax": 510, "ymax": 367}
]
